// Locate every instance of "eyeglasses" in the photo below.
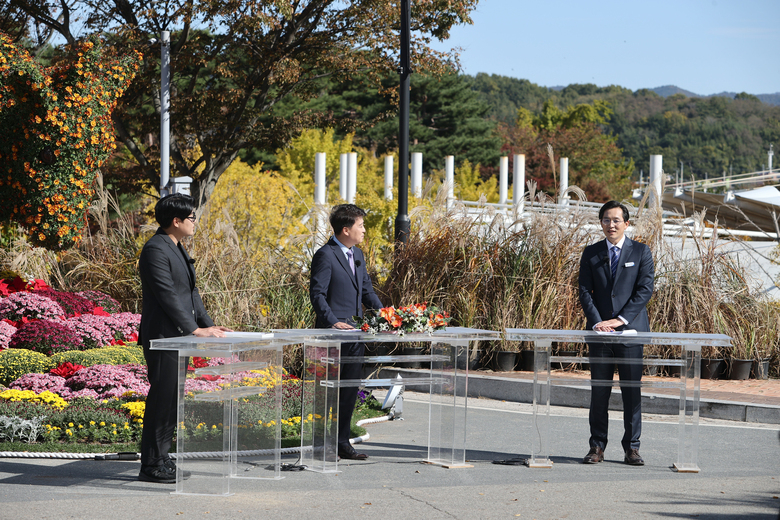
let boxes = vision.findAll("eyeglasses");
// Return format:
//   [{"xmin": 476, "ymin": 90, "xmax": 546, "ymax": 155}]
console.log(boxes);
[
  {"xmin": 600, "ymin": 218, "xmax": 624, "ymax": 226},
  {"xmin": 184, "ymin": 215, "xmax": 196, "ymax": 222}
]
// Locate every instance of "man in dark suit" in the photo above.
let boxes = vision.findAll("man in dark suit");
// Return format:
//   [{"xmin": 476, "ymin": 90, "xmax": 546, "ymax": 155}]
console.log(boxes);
[
  {"xmin": 309, "ymin": 204, "xmax": 383, "ymax": 460},
  {"xmin": 579, "ymin": 200, "xmax": 654, "ymax": 466},
  {"xmin": 138, "ymin": 194, "xmax": 231, "ymax": 483}
]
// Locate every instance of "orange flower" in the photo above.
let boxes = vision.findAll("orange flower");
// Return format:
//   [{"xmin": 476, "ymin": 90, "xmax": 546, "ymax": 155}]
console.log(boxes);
[{"xmin": 380, "ymin": 306, "xmax": 396, "ymax": 321}]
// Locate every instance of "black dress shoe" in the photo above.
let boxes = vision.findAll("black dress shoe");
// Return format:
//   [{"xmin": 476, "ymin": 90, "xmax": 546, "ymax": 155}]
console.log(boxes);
[
  {"xmin": 624, "ymin": 448, "xmax": 644, "ymax": 466},
  {"xmin": 138, "ymin": 464, "xmax": 176, "ymax": 484},
  {"xmin": 582, "ymin": 446, "xmax": 604, "ymax": 464},
  {"xmin": 163, "ymin": 458, "xmax": 191, "ymax": 479},
  {"xmin": 338, "ymin": 445, "xmax": 368, "ymax": 460}
]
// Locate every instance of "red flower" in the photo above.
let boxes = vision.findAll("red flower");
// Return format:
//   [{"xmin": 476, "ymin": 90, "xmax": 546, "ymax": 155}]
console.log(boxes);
[
  {"xmin": 92, "ymin": 306, "xmax": 110, "ymax": 317},
  {"xmin": 26, "ymin": 279, "xmax": 50, "ymax": 291},
  {"xmin": 9, "ymin": 277, "xmax": 27, "ymax": 292},
  {"xmin": 126, "ymin": 332, "xmax": 138, "ymax": 342},
  {"xmin": 110, "ymin": 339, "xmax": 126, "ymax": 346},
  {"xmin": 50, "ymin": 361, "xmax": 85, "ymax": 378}
]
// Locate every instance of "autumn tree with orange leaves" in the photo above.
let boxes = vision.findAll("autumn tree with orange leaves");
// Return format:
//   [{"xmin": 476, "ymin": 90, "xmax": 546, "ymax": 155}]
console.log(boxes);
[{"xmin": 0, "ymin": 33, "xmax": 140, "ymax": 249}]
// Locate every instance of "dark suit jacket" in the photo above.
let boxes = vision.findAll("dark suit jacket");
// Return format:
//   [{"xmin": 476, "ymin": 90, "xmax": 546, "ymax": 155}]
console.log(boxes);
[
  {"xmin": 310, "ymin": 237, "xmax": 383, "ymax": 328},
  {"xmin": 578, "ymin": 237, "xmax": 654, "ymax": 331},
  {"xmin": 138, "ymin": 228, "xmax": 214, "ymax": 347}
]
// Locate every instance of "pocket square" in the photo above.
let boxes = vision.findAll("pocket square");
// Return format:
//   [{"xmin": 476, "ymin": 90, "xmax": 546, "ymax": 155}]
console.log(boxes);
[{"xmin": 624, "ymin": 262, "xmax": 635, "ymax": 267}]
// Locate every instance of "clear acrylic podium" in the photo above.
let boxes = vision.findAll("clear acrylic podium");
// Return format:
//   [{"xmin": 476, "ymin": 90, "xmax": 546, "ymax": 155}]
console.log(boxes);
[
  {"xmin": 149, "ymin": 333, "xmax": 302, "ymax": 495},
  {"xmin": 275, "ymin": 327, "xmax": 501, "ymax": 473},
  {"xmin": 504, "ymin": 329, "xmax": 732, "ymax": 473}
]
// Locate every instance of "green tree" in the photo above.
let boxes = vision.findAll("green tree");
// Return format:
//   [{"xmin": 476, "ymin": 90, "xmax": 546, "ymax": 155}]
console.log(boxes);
[{"xmin": 11, "ymin": 0, "xmax": 479, "ymax": 208}]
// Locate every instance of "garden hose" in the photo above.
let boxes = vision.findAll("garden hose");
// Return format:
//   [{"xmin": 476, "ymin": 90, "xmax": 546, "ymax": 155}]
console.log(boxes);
[{"xmin": 0, "ymin": 414, "xmax": 393, "ymax": 460}]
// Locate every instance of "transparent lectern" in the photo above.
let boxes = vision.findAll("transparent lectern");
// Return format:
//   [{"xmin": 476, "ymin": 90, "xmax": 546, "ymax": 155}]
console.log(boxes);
[
  {"xmin": 276, "ymin": 327, "xmax": 500, "ymax": 473},
  {"xmin": 149, "ymin": 333, "xmax": 302, "ymax": 495},
  {"xmin": 504, "ymin": 329, "xmax": 732, "ymax": 473}
]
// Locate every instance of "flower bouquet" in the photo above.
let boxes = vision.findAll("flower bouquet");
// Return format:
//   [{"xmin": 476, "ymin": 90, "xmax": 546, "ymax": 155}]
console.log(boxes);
[{"xmin": 354, "ymin": 303, "xmax": 451, "ymax": 335}]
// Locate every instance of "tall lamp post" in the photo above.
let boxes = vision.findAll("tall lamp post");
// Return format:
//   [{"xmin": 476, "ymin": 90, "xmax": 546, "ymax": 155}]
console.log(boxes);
[{"xmin": 394, "ymin": 0, "xmax": 411, "ymax": 243}]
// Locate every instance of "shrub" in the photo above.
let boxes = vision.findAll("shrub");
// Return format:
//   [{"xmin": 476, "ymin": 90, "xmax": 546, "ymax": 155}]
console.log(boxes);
[
  {"xmin": 54, "ymin": 314, "xmax": 116, "ymax": 348},
  {"xmin": 8, "ymin": 319, "xmax": 83, "ymax": 356},
  {"xmin": 102, "ymin": 312, "xmax": 140, "ymax": 341},
  {"xmin": 0, "ymin": 348, "xmax": 54, "ymax": 386},
  {"xmin": 65, "ymin": 363, "xmax": 149, "ymax": 399},
  {"xmin": 0, "ymin": 389, "xmax": 68, "ymax": 410},
  {"xmin": 50, "ymin": 344, "xmax": 145, "ymax": 367},
  {"xmin": 76, "ymin": 290, "xmax": 122, "ymax": 314},
  {"xmin": 0, "ymin": 320, "xmax": 16, "ymax": 349},
  {"xmin": 43, "ymin": 401, "xmax": 139, "ymax": 444},
  {"xmin": 10, "ymin": 373, "xmax": 67, "ymax": 395},
  {"xmin": 0, "ymin": 399, "xmax": 49, "ymax": 420},
  {"xmin": 0, "ymin": 291, "xmax": 64, "ymax": 322},
  {"xmin": 33, "ymin": 289, "xmax": 95, "ymax": 316}
]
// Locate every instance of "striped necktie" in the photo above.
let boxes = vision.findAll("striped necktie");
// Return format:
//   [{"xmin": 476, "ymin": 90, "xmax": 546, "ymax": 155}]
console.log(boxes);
[{"xmin": 610, "ymin": 245, "xmax": 619, "ymax": 279}]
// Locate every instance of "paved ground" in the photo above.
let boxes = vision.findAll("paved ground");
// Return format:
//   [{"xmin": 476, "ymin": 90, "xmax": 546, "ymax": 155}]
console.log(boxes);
[{"xmin": 0, "ymin": 392, "xmax": 778, "ymax": 520}]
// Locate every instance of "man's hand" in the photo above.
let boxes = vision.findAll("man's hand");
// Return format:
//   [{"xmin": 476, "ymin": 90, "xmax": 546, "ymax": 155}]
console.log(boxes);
[
  {"xmin": 193, "ymin": 326, "xmax": 233, "ymax": 337},
  {"xmin": 593, "ymin": 319, "xmax": 624, "ymax": 332},
  {"xmin": 331, "ymin": 321, "xmax": 356, "ymax": 330}
]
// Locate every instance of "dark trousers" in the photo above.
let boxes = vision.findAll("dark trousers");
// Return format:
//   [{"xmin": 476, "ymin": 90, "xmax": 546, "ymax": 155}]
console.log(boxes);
[
  {"xmin": 337, "ymin": 342, "xmax": 364, "ymax": 449},
  {"xmin": 141, "ymin": 347, "xmax": 184, "ymax": 467},
  {"xmin": 588, "ymin": 342, "xmax": 643, "ymax": 452}
]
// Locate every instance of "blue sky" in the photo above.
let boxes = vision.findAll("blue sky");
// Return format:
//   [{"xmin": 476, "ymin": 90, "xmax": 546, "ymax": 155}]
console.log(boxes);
[{"xmin": 429, "ymin": 0, "xmax": 779, "ymax": 95}]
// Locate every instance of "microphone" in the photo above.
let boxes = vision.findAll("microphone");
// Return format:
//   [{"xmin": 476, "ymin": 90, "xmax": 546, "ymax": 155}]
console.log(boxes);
[{"xmin": 355, "ymin": 260, "xmax": 362, "ymax": 268}]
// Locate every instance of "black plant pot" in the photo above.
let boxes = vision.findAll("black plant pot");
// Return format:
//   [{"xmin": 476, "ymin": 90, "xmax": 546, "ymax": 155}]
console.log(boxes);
[
  {"xmin": 728, "ymin": 359, "xmax": 753, "ymax": 380},
  {"xmin": 752, "ymin": 358, "xmax": 770, "ymax": 380},
  {"xmin": 665, "ymin": 360, "xmax": 682, "ymax": 377},
  {"xmin": 456, "ymin": 348, "xmax": 482, "ymax": 371},
  {"xmin": 643, "ymin": 355, "xmax": 661, "ymax": 376},
  {"xmin": 555, "ymin": 351, "xmax": 578, "ymax": 371},
  {"xmin": 492, "ymin": 351, "xmax": 518, "ymax": 372},
  {"xmin": 701, "ymin": 358, "xmax": 725, "ymax": 379},
  {"xmin": 402, "ymin": 347, "xmax": 426, "ymax": 369},
  {"xmin": 519, "ymin": 350, "xmax": 535, "ymax": 371}
]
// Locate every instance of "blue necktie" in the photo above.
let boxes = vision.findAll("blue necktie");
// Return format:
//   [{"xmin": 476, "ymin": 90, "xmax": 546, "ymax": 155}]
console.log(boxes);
[
  {"xmin": 610, "ymin": 246, "xmax": 619, "ymax": 279},
  {"xmin": 346, "ymin": 250, "xmax": 355, "ymax": 275}
]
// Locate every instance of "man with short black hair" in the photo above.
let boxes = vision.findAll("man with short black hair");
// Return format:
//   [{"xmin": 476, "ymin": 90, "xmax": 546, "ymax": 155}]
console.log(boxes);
[
  {"xmin": 138, "ymin": 194, "xmax": 232, "ymax": 483},
  {"xmin": 579, "ymin": 200, "xmax": 654, "ymax": 466},
  {"xmin": 310, "ymin": 204, "xmax": 383, "ymax": 460}
]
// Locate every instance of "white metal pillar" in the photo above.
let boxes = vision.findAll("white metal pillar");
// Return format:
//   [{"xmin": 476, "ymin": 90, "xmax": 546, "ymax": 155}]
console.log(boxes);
[
  {"xmin": 160, "ymin": 31, "xmax": 170, "ymax": 197},
  {"xmin": 499, "ymin": 156, "xmax": 508, "ymax": 205},
  {"xmin": 411, "ymin": 152, "xmax": 423, "ymax": 198},
  {"xmin": 649, "ymin": 154, "xmax": 663, "ymax": 211},
  {"xmin": 559, "ymin": 157, "xmax": 569, "ymax": 205},
  {"xmin": 384, "ymin": 156, "xmax": 394, "ymax": 200},
  {"xmin": 445, "ymin": 155, "xmax": 455, "ymax": 209},
  {"xmin": 513, "ymin": 154, "xmax": 525, "ymax": 214},
  {"xmin": 347, "ymin": 152, "xmax": 357, "ymax": 203}
]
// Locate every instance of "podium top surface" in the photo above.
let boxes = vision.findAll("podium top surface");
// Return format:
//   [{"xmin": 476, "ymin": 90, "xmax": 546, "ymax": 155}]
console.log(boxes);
[
  {"xmin": 271, "ymin": 326, "xmax": 501, "ymax": 343},
  {"xmin": 149, "ymin": 331, "xmax": 303, "ymax": 354},
  {"xmin": 505, "ymin": 328, "xmax": 732, "ymax": 348}
]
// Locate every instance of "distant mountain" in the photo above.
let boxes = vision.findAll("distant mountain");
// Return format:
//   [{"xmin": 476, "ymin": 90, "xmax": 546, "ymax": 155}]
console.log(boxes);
[
  {"xmin": 651, "ymin": 85, "xmax": 700, "ymax": 98},
  {"xmin": 651, "ymin": 85, "xmax": 780, "ymax": 106}
]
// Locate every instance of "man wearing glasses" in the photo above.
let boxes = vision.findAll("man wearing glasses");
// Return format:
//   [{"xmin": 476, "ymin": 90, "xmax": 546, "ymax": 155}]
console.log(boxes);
[
  {"xmin": 137, "ymin": 194, "xmax": 232, "ymax": 483},
  {"xmin": 578, "ymin": 200, "xmax": 654, "ymax": 466}
]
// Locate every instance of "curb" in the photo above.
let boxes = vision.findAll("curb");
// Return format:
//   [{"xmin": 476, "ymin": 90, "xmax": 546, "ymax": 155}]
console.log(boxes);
[{"xmin": 377, "ymin": 367, "xmax": 780, "ymax": 425}]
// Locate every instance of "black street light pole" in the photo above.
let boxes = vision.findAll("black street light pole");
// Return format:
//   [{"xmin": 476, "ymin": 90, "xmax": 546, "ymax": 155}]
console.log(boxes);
[{"xmin": 394, "ymin": 0, "xmax": 411, "ymax": 244}]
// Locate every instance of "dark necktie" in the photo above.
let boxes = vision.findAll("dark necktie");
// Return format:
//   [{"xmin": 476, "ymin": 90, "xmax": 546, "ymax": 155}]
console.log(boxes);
[{"xmin": 610, "ymin": 245, "xmax": 619, "ymax": 279}]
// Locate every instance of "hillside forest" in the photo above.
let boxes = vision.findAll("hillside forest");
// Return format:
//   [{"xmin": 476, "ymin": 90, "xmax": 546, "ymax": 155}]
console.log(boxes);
[{"xmin": 236, "ymin": 72, "xmax": 780, "ymax": 204}]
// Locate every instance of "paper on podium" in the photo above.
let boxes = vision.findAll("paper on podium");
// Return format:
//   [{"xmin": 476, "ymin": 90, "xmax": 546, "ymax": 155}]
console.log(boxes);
[
  {"xmin": 224, "ymin": 331, "xmax": 274, "ymax": 339},
  {"xmin": 595, "ymin": 329, "xmax": 637, "ymax": 336}
]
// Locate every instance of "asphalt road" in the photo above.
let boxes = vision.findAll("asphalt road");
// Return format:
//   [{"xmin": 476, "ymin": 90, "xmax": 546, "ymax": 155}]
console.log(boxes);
[{"xmin": 0, "ymin": 393, "xmax": 777, "ymax": 520}]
